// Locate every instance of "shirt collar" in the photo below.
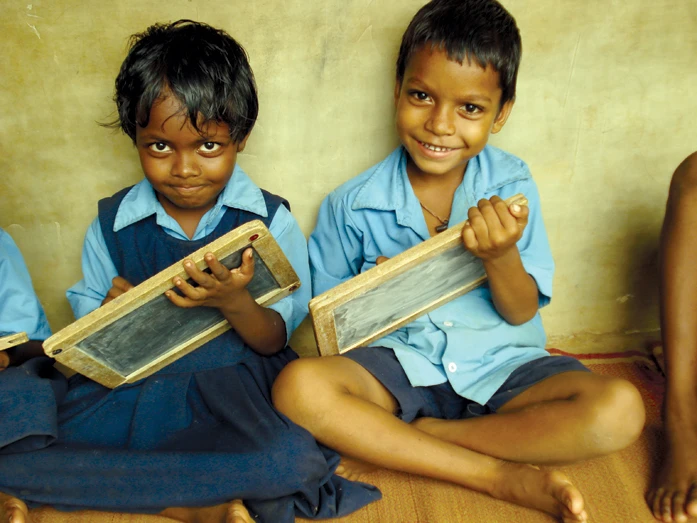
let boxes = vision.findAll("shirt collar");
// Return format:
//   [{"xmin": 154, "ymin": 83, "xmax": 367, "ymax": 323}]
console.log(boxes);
[{"xmin": 113, "ymin": 164, "xmax": 267, "ymax": 232}]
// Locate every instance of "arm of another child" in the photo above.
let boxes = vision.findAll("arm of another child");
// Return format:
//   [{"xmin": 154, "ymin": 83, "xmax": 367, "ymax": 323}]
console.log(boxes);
[{"xmin": 462, "ymin": 195, "xmax": 539, "ymax": 325}]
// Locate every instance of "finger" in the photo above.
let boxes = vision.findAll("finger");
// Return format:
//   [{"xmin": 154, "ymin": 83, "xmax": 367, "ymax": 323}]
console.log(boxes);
[
  {"xmin": 164, "ymin": 289, "xmax": 199, "ymax": 308},
  {"xmin": 467, "ymin": 205, "xmax": 490, "ymax": 247},
  {"xmin": 112, "ymin": 276, "xmax": 134, "ymax": 292},
  {"xmin": 171, "ymin": 275, "xmax": 207, "ymax": 301},
  {"xmin": 376, "ymin": 256, "xmax": 390, "ymax": 265},
  {"xmin": 182, "ymin": 259, "xmax": 216, "ymax": 288},
  {"xmin": 651, "ymin": 489, "xmax": 665, "ymax": 520},
  {"xmin": 236, "ymin": 249, "xmax": 255, "ymax": 278},
  {"xmin": 509, "ymin": 203, "xmax": 530, "ymax": 229},
  {"xmin": 204, "ymin": 253, "xmax": 231, "ymax": 281},
  {"xmin": 0, "ymin": 352, "xmax": 10, "ymax": 370},
  {"xmin": 461, "ymin": 222, "xmax": 479, "ymax": 252},
  {"xmin": 490, "ymin": 196, "xmax": 518, "ymax": 231}
]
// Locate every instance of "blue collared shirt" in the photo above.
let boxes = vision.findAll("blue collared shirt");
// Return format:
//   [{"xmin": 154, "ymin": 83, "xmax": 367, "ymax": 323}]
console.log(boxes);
[
  {"xmin": 0, "ymin": 228, "xmax": 52, "ymax": 340},
  {"xmin": 67, "ymin": 165, "xmax": 311, "ymax": 344},
  {"xmin": 309, "ymin": 146, "xmax": 554, "ymax": 404}
]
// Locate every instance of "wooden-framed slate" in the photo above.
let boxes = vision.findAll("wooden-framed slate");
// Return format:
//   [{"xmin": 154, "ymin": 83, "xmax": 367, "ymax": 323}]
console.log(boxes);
[
  {"xmin": 310, "ymin": 194, "xmax": 528, "ymax": 357},
  {"xmin": 43, "ymin": 220, "xmax": 300, "ymax": 388},
  {"xmin": 0, "ymin": 332, "xmax": 29, "ymax": 352}
]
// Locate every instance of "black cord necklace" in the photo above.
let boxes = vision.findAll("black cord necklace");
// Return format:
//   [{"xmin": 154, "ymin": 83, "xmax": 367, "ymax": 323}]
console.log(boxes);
[{"xmin": 419, "ymin": 202, "xmax": 449, "ymax": 233}]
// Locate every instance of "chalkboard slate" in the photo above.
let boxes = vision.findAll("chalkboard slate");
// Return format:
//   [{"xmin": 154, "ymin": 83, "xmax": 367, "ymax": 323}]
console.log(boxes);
[
  {"xmin": 310, "ymin": 194, "xmax": 527, "ymax": 356},
  {"xmin": 44, "ymin": 220, "xmax": 299, "ymax": 388}
]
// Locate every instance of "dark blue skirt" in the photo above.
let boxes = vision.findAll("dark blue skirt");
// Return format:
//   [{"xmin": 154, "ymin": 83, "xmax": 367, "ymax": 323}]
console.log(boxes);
[{"xmin": 0, "ymin": 350, "xmax": 380, "ymax": 522}]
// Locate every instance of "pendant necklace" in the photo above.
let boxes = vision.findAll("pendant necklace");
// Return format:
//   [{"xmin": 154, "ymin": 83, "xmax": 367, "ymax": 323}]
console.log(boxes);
[{"xmin": 419, "ymin": 202, "xmax": 449, "ymax": 233}]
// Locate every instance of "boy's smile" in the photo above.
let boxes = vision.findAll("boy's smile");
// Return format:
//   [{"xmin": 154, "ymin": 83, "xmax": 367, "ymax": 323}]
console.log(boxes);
[
  {"xmin": 135, "ymin": 94, "xmax": 248, "ymax": 233},
  {"xmin": 395, "ymin": 47, "xmax": 514, "ymax": 183}
]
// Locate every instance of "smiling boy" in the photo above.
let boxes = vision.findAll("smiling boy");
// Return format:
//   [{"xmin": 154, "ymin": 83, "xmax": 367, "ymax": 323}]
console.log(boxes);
[{"xmin": 272, "ymin": 1, "xmax": 646, "ymax": 522}]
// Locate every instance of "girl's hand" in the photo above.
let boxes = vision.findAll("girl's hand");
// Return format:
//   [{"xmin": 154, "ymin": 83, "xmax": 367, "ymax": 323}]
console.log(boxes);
[
  {"xmin": 0, "ymin": 351, "xmax": 10, "ymax": 371},
  {"xmin": 165, "ymin": 248, "xmax": 255, "ymax": 313},
  {"xmin": 462, "ymin": 196, "xmax": 529, "ymax": 261},
  {"xmin": 102, "ymin": 276, "xmax": 135, "ymax": 305}
]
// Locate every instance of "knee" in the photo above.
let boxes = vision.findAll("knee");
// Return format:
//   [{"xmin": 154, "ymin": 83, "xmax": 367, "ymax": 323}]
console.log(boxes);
[
  {"xmin": 272, "ymin": 358, "xmax": 330, "ymax": 421},
  {"xmin": 586, "ymin": 378, "xmax": 646, "ymax": 453},
  {"xmin": 669, "ymin": 152, "xmax": 697, "ymax": 199}
]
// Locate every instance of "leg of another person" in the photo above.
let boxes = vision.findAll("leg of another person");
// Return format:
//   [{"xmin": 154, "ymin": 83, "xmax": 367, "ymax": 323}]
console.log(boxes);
[{"xmin": 647, "ymin": 152, "xmax": 697, "ymax": 523}]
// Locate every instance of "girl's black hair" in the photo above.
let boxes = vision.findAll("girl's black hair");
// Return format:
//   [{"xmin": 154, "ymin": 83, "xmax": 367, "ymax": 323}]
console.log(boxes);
[
  {"xmin": 108, "ymin": 20, "xmax": 258, "ymax": 143},
  {"xmin": 396, "ymin": 0, "xmax": 522, "ymax": 107}
]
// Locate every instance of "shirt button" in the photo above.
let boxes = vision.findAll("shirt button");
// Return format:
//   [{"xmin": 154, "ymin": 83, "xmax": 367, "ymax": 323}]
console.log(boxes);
[
  {"xmin": 447, "ymin": 362, "xmax": 457, "ymax": 373},
  {"xmin": 443, "ymin": 321, "xmax": 453, "ymax": 327}
]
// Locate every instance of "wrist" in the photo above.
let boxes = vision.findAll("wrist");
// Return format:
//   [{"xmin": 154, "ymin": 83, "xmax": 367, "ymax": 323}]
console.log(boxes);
[{"xmin": 219, "ymin": 289, "xmax": 254, "ymax": 316}]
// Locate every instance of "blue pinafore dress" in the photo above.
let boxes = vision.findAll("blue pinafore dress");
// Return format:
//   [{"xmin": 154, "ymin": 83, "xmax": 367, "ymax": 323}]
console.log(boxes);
[{"xmin": 0, "ymin": 187, "xmax": 380, "ymax": 522}]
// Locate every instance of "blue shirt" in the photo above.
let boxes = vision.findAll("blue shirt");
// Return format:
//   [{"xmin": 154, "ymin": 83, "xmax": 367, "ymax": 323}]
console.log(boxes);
[
  {"xmin": 309, "ymin": 146, "xmax": 554, "ymax": 404},
  {"xmin": 67, "ymin": 165, "xmax": 311, "ymax": 344},
  {"xmin": 0, "ymin": 228, "xmax": 52, "ymax": 340}
]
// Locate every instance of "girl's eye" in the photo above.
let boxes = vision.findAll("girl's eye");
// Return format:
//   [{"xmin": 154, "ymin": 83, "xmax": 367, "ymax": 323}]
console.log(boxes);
[
  {"xmin": 410, "ymin": 90, "xmax": 430, "ymax": 102},
  {"xmin": 150, "ymin": 142, "xmax": 170, "ymax": 152},
  {"xmin": 200, "ymin": 142, "xmax": 221, "ymax": 153}
]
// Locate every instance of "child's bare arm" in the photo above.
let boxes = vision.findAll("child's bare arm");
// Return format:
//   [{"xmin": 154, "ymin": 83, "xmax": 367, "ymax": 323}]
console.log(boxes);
[
  {"xmin": 462, "ymin": 196, "xmax": 538, "ymax": 325},
  {"xmin": 165, "ymin": 249, "xmax": 286, "ymax": 355}
]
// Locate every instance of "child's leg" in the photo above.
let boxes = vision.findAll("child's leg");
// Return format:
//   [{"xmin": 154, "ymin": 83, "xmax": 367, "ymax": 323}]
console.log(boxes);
[
  {"xmin": 1, "ymin": 497, "xmax": 253, "ymax": 523},
  {"xmin": 273, "ymin": 355, "xmax": 588, "ymax": 523},
  {"xmin": 412, "ymin": 359, "xmax": 645, "ymax": 464},
  {"xmin": 647, "ymin": 152, "xmax": 697, "ymax": 523}
]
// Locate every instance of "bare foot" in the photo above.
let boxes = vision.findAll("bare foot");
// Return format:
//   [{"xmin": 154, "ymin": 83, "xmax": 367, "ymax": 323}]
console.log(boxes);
[
  {"xmin": 647, "ymin": 424, "xmax": 697, "ymax": 523},
  {"xmin": 335, "ymin": 456, "xmax": 378, "ymax": 482},
  {"xmin": 1, "ymin": 498, "xmax": 33, "ymax": 523},
  {"xmin": 490, "ymin": 463, "xmax": 587, "ymax": 523},
  {"xmin": 160, "ymin": 499, "xmax": 254, "ymax": 523}
]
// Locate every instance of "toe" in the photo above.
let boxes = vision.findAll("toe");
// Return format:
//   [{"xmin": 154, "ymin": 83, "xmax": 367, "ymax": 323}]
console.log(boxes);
[
  {"xmin": 686, "ymin": 483, "xmax": 697, "ymax": 517},
  {"xmin": 671, "ymin": 491, "xmax": 687, "ymax": 522}
]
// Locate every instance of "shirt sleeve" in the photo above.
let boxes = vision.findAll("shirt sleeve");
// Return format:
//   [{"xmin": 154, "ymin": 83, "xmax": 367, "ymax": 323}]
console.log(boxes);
[
  {"xmin": 267, "ymin": 205, "xmax": 312, "ymax": 343},
  {"xmin": 510, "ymin": 179, "xmax": 555, "ymax": 307},
  {"xmin": 307, "ymin": 195, "xmax": 365, "ymax": 297},
  {"xmin": 0, "ymin": 229, "xmax": 52, "ymax": 340},
  {"xmin": 65, "ymin": 218, "xmax": 119, "ymax": 320}
]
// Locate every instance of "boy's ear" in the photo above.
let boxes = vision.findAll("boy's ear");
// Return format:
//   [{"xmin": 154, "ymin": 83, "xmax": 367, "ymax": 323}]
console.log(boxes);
[
  {"xmin": 394, "ymin": 81, "xmax": 402, "ymax": 107},
  {"xmin": 237, "ymin": 134, "xmax": 251, "ymax": 152},
  {"xmin": 491, "ymin": 98, "xmax": 515, "ymax": 134}
]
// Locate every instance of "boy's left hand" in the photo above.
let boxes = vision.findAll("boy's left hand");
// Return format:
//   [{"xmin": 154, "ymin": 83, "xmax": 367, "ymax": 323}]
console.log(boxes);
[
  {"xmin": 165, "ymin": 248, "xmax": 255, "ymax": 313},
  {"xmin": 462, "ymin": 196, "xmax": 529, "ymax": 261}
]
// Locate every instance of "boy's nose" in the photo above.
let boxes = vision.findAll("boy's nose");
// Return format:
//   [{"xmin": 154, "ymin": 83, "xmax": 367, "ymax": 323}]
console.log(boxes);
[
  {"xmin": 171, "ymin": 152, "xmax": 201, "ymax": 178},
  {"xmin": 426, "ymin": 105, "xmax": 456, "ymax": 136}
]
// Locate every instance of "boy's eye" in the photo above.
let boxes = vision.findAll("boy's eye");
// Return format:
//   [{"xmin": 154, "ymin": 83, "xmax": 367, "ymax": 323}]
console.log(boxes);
[
  {"xmin": 149, "ymin": 142, "xmax": 170, "ymax": 153},
  {"xmin": 200, "ymin": 142, "xmax": 221, "ymax": 153},
  {"xmin": 462, "ymin": 103, "xmax": 482, "ymax": 114}
]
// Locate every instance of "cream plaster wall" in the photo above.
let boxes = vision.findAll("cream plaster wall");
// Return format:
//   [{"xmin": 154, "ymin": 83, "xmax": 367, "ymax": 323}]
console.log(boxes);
[{"xmin": 1, "ymin": 0, "xmax": 695, "ymax": 354}]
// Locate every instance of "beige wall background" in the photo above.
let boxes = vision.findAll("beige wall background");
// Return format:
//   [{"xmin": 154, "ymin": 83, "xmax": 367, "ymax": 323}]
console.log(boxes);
[{"xmin": 1, "ymin": 0, "xmax": 695, "ymax": 354}]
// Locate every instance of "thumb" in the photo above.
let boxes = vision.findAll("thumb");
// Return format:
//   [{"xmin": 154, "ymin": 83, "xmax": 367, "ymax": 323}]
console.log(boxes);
[
  {"xmin": 509, "ymin": 203, "xmax": 529, "ymax": 227},
  {"xmin": 376, "ymin": 256, "xmax": 390, "ymax": 265}
]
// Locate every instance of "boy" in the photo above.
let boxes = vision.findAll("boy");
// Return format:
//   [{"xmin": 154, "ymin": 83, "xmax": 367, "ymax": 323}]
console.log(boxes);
[
  {"xmin": 647, "ymin": 151, "xmax": 697, "ymax": 523},
  {"xmin": 1, "ymin": 20, "xmax": 378, "ymax": 523},
  {"xmin": 0, "ymin": 228, "xmax": 52, "ymax": 370},
  {"xmin": 272, "ymin": 1, "xmax": 646, "ymax": 522}
]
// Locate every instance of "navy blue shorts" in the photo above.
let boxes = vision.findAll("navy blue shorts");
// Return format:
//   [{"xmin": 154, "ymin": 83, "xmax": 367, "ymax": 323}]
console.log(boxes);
[{"xmin": 343, "ymin": 347, "xmax": 589, "ymax": 423}]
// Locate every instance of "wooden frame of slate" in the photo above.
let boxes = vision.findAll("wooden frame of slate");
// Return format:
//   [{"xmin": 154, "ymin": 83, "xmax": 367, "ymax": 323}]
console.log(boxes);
[
  {"xmin": 310, "ymin": 194, "xmax": 528, "ymax": 357},
  {"xmin": 43, "ymin": 220, "xmax": 300, "ymax": 388},
  {"xmin": 0, "ymin": 332, "xmax": 29, "ymax": 352}
]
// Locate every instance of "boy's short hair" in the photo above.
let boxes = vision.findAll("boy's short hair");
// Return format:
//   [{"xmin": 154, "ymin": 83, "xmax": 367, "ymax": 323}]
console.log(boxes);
[
  {"xmin": 396, "ymin": 0, "xmax": 522, "ymax": 107},
  {"xmin": 111, "ymin": 20, "xmax": 257, "ymax": 143}
]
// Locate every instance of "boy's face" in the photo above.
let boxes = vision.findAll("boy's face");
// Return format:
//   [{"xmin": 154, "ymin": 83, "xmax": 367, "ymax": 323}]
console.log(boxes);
[
  {"xmin": 135, "ymin": 94, "xmax": 248, "ymax": 223},
  {"xmin": 394, "ymin": 47, "xmax": 513, "ymax": 182}
]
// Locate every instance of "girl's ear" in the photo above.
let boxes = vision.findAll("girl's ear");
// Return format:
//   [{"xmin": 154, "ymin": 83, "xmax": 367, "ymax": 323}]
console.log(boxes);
[
  {"xmin": 237, "ymin": 134, "xmax": 250, "ymax": 152},
  {"xmin": 394, "ymin": 81, "xmax": 402, "ymax": 107},
  {"xmin": 491, "ymin": 98, "xmax": 515, "ymax": 134}
]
